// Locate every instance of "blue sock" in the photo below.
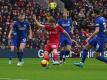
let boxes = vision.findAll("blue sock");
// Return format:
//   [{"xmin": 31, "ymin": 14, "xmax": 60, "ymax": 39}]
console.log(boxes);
[
  {"xmin": 81, "ymin": 49, "xmax": 88, "ymax": 63},
  {"xmin": 96, "ymin": 56, "xmax": 107, "ymax": 63},
  {"xmin": 60, "ymin": 51, "xmax": 65, "ymax": 61},
  {"xmin": 64, "ymin": 50, "xmax": 70, "ymax": 56},
  {"xmin": 17, "ymin": 52, "xmax": 23, "ymax": 62},
  {"xmin": 8, "ymin": 52, "xmax": 13, "ymax": 60}
]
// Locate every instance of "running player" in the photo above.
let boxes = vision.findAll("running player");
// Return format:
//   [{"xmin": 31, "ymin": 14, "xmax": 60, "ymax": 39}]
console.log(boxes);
[
  {"xmin": 73, "ymin": 9, "xmax": 107, "ymax": 68},
  {"xmin": 33, "ymin": 15, "xmax": 76, "ymax": 65},
  {"xmin": 8, "ymin": 13, "xmax": 32, "ymax": 66},
  {"xmin": 58, "ymin": 11, "xmax": 74, "ymax": 64}
]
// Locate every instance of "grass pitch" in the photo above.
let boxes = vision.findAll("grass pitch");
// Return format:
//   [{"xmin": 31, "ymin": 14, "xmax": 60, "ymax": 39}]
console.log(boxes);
[{"xmin": 0, "ymin": 58, "xmax": 107, "ymax": 80}]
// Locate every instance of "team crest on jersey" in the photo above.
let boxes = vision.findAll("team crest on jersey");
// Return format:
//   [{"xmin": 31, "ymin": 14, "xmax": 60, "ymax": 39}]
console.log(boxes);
[{"xmin": 18, "ymin": 25, "xmax": 27, "ymax": 30}]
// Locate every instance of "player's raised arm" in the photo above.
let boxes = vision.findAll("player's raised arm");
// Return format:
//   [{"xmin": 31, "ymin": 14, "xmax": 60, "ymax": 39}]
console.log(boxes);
[
  {"xmin": 28, "ymin": 26, "xmax": 33, "ymax": 40},
  {"xmin": 8, "ymin": 22, "xmax": 14, "ymax": 39},
  {"xmin": 32, "ymin": 15, "xmax": 45, "ymax": 28},
  {"xmin": 63, "ymin": 30, "xmax": 77, "ymax": 44},
  {"xmin": 86, "ymin": 24, "xmax": 100, "ymax": 42}
]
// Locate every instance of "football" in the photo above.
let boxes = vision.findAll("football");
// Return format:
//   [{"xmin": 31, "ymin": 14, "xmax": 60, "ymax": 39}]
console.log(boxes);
[
  {"xmin": 41, "ymin": 60, "xmax": 48, "ymax": 67},
  {"xmin": 49, "ymin": 2, "xmax": 57, "ymax": 10}
]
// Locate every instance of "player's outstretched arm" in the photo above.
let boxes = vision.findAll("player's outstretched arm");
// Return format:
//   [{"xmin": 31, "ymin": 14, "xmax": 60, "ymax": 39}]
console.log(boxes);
[
  {"xmin": 63, "ymin": 30, "xmax": 77, "ymax": 44},
  {"xmin": 8, "ymin": 23, "xmax": 14, "ymax": 39},
  {"xmin": 32, "ymin": 15, "xmax": 45, "ymax": 28},
  {"xmin": 28, "ymin": 26, "xmax": 33, "ymax": 40},
  {"xmin": 86, "ymin": 27, "xmax": 99, "ymax": 42}
]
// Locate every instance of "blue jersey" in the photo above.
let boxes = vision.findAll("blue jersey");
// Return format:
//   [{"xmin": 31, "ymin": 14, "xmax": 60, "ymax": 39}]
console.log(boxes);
[
  {"xmin": 12, "ymin": 21, "xmax": 30, "ymax": 38},
  {"xmin": 58, "ymin": 18, "xmax": 72, "ymax": 34},
  {"xmin": 58, "ymin": 18, "xmax": 73, "ymax": 46},
  {"xmin": 95, "ymin": 16, "xmax": 107, "ymax": 39},
  {"xmin": 89, "ymin": 16, "xmax": 106, "ymax": 52}
]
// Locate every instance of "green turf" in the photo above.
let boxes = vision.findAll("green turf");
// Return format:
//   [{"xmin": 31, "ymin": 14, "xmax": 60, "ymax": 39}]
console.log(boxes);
[{"xmin": 0, "ymin": 58, "xmax": 107, "ymax": 80}]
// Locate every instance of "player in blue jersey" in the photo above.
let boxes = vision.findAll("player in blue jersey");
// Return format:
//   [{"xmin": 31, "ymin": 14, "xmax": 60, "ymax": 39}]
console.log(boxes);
[
  {"xmin": 8, "ymin": 13, "xmax": 32, "ymax": 66},
  {"xmin": 73, "ymin": 9, "xmax": 107, "ymax": 68},
  {"xmin": 58, "ymin": 11, "xmax": 74, "ymax": 64}
]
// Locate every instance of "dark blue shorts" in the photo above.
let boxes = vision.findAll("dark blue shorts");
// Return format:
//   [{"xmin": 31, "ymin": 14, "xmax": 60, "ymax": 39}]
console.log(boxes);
[
  {"xmin": 60, "ymin": 36, "xmax": 72, "ymax": 47},
  {"xmin": 11, "ymin": 37, "xmax": 27, "ymax": 47},
  {"xmin": 89, "ymin": 37, "xmax": 105, "ymax": 52}
]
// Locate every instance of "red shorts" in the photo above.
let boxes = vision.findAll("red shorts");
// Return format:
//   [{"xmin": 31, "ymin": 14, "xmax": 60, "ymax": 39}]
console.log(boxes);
[{"xmin": 44, "ymin": 43, "xmax": 59, "ymax": 53}]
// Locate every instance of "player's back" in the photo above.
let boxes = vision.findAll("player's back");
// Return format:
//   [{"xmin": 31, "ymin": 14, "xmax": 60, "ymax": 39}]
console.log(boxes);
[
  {"xmin": 96, "ymin": 16, "xmax": 107, "ymax": 39},
  {"xmin": 13, "ymin": 21, "xmax": 30, "ymax": 37}
]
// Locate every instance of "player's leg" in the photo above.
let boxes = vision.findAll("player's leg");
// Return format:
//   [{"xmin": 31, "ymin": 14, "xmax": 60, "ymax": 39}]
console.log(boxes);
[
  {"xmin": 60, "ymin": 38, "xmax": 72, "ymax": 64},
  {"xmin": 43, "ymin": 51, "xmax": 49, "ymax": 61},
  {"xmin": 60, "ymin": 46, "xmax": 66, "ymax": 63},
  {"xmin": 17, "ymin": 43, "xmax": 26, "ymax": 66},
  {"xmin": 95, "ymin": 52, "xmax": 107, "ymax": 63},
  {"xmin": 8, "ymin": 39, "xmax": 17, "ymax": 64},
  {"xmin": 8, "ymin": 46, "xmax": 15, "ymax": 64},
  {"xmin": 52, "ymin": 48, "xmax": 59, "ymax": 65},
  {"xmin": 59, "ymin": 40, "xmax": 66, "ymax": 63},
  {"xmin": 43, "ymin": 44, "xmax": 51, "ymax": 62},
  {"xmin": 63, "ymin": 45, "xmax": 71, "ymax": 62},
  {"xmin": 73, "ymin": 43, "xmax": 92, "ymax": 68},
  {"xmin": 74, "ymin": 38, "xmax": 98, "ymax": 68},
  {"xmin": 95, "ymin": 43, "xmax": 107, "ymax": 63}
]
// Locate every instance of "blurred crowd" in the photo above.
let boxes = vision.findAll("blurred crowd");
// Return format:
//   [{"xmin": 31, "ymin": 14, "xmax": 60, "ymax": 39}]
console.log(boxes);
[{"xmin": 0, "ymin": 0, "xmax": 107, "ymax": 52}]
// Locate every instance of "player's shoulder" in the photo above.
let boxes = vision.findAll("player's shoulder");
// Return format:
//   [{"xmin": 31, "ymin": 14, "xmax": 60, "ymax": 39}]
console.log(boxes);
[
  {"xmin": 44, "ymin": 23, "xmax": 50, "ymax": 27},
  {"xmin": 13, "ymin": 21, "xmax": 19, "ymax": 25},
  {"xmin": 96, "ymin": 16, "xmax": 106, "ymax": 23},
  {"xmin": 67, "ymin": 17, "xmax": 72, "ymax": 20},
  {"xmin": 58, "ymin": 18, "xmax": 63, "ymax": 23},
  {"xmin": 24, "ymin": 21, "xmax": 31, "ymax": 24},
  {"xmin": 56, "ymin": 24, "xmax": 63, "ymax": 28}
]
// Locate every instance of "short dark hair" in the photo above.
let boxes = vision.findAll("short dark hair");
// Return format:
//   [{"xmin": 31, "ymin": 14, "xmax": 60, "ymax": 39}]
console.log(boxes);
[
  {"xmin": 94, "ymin": 8, "xmax": 100, "ymax": 15},
  {"xmin": 19, "ymin": 13, "xmax": 25, "ymax": 16},
  {"xmin": 49, "ymin": 18, "xmax": 56, "ymax": 23}
]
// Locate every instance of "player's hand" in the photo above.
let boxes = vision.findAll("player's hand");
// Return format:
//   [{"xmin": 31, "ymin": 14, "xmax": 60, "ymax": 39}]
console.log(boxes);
[
  {"xmin": 86, "ymin": 37, "xmax": 90, "ymax": 42},
  {"xmin": 72, "ymin": 40, "xmax": 80, "ymax": 47},
  {"xmin": 32, "ymin": 14, "xmax": 37, "ymax": 20},
  {"xmin": 8, "ymin": 35, "xmax": 11, "ymax": 40},
  {"xmin": 72, "ymin": 40, "xmax": 77, "ymax": 46},
  {"xmin": 28, "ymin": 35, "xmax": 32, "ymax": 40},
  {"xmin": 70, "ymin": 30, "xmax": 73, "ymax": 34}
]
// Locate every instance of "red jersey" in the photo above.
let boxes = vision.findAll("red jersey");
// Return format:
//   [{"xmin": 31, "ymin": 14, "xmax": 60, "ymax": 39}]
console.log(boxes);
[{"xmin": 44, "ymin": 24, "xmax": 64, "ymax": 44}]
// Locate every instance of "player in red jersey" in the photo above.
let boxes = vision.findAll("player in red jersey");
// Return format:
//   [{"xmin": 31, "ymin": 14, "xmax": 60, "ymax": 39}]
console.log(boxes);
[{"xmin": 33, "ymin": 15, "xmax": 76, "ymax": 65}]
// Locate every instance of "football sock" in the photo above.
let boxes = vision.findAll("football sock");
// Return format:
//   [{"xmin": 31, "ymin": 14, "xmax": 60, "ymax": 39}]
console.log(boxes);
[
  {"xmin": 96, "ymin": 56, "xmax": 107, "ymax": 63},
  {"xmin": 81, "ymin": 49, "xmax": 88, "ymax": 63},
  {"xmin": 62, "ymin": 55, "xmax": 65, "ymax": 62},
  {"xmin": 44, "ymin": 54, "xmax": 49, "ymax": 61},
  {"xmin": 17, "ymin": 52, "xmax": 23, "ymax": 62},
  {"xmin": 64, "ymin": 50, "xmax": 70, "ymax": 56},
  {"xmin": 53, "ymin": 53, "xmax": 58, "ymax": 61},
  {"xmin": 60, "ymin": 51, "xmax": 64, "ymax": 61},
  {"xmin": 8, "ymin": 51, "xmax": 14, "ymax": 60}
]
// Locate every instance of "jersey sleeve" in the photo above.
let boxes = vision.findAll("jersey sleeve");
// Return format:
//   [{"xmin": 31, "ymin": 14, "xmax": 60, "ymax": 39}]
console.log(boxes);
[
  {"xmin": 57, "ymin": 20, "xmax": 61, "ymax": 26},
  {"xmin": 44, "ymin": 24, "xmax": 50, "ymax": 31},
  {"xmin": 13, "ymin": 22, "xmax": 17, "ymax": 29},
  {"xmin": 58, "ymin": 25, "xmax": 64, "ymax": 33},
  {"xmin": 27, "ymin": 21, "xmax": 31, "ymax": 27}
]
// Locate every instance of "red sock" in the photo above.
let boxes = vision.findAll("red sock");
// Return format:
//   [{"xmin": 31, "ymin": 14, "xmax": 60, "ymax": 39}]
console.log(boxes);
[
  {"xmin": 53, "ymin": 53, "xmax": 58, "ymax": 61},
  {"xmin": 44, "ymin": 54, "xmax": 49, "ymax": 61}
]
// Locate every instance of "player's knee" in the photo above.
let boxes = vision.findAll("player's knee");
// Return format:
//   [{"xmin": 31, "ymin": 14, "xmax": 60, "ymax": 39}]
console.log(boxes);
[
  {"xmin": 11, "ymin": 46, "xmax": 15, "ymax": 52},
  {"xmin": 61, "ymin": 47, "xmax": 65, "ymax": 51},
  {"xmin": 66, "ymin": 45, "xmax": 71, "ymax": 50},
  {"xmin": 44, "ymin": 51, "xmax": 49, "ymax": 56},
  {"xmin": 94, "ymin": 52, "xmax": 100, "ymax": 58},
  {"xmin": 18, "ymin": 47, "xmax": 23, "ymax": 52},
  {"xmin": 53, "ymin": 49, "xmax": 58, "ymax": 54}
]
